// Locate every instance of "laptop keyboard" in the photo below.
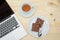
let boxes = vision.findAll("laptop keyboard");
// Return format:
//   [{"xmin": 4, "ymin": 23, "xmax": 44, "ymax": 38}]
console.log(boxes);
[{"xmin": 0, "ymin": 17, "xmax": 19, "ymax": 38}]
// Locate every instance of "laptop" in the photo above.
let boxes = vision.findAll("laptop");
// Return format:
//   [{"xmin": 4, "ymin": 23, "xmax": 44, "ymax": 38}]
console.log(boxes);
[{"xmin": 0, "ymin": 0, "xmax": 27, "ymax": 40}]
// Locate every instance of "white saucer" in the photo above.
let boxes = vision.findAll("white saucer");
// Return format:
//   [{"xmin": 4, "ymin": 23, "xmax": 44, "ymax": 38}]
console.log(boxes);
[
  {"xmin": 27, "ymin": 16, "xmax": 49, "ymax": 38},
  {"xmin": 19, "ymin": 2, "xmax": 35, "ymax": 17}
]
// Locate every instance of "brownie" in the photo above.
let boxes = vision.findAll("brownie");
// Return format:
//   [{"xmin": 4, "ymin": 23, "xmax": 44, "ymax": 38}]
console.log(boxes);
[
  {"xmin": 36, "ymin": 18, "xmax": 44, "ymax": 28},
  {"xmin": 32, "ymin": 23, "xmax": 40, "ymax": 32},
  {"xmin": 32, "ymin": 18, "xmax": 44, "ymax": 32}
]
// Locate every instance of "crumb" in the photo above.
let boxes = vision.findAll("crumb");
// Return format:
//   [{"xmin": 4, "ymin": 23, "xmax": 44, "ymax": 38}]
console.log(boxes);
[
  {"xmin": 57, "ymin": 0, "xmax": 60, "ymax": 3},
  {"xmin": 49, "ymin": 2, "xmax": 57, "ymax": 6},
  {"xmin": 53, "ymin": 19, "xmax": 56, "ymax": 21},
  {"xmin": 50, "ymin": 13, "xmax": 53, "ymax": 16}
]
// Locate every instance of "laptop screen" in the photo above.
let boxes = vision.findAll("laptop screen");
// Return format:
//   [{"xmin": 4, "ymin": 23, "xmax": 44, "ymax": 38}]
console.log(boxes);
[{"xmin": 0, "ymin": 0, "xmax": 14, "ymax": 22}]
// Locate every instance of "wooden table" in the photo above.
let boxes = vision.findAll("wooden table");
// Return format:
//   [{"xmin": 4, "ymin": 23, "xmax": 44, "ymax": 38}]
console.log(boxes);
[{"xmin": 6, "ymin": 0, "xmax": 60, "ymax": 40}]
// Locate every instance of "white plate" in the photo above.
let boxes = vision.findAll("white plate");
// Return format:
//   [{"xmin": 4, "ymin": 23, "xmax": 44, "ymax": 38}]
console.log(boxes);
[
  {"xmin": 27, "ymin": 16, "xmax": 49, "ymax": 38},
  {"xmin": 18, "ymin": 2, "xmax": 35, "ymax": 17}
]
